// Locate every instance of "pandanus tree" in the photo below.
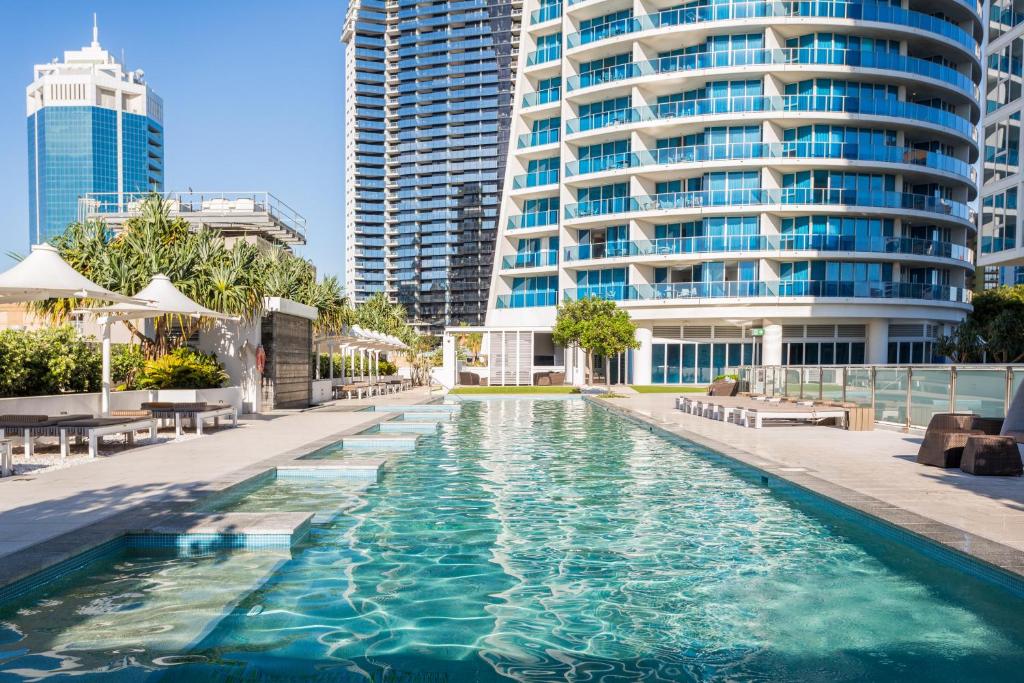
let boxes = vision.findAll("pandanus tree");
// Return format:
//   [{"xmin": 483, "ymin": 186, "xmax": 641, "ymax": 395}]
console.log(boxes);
[{"xmin": 32, "ymin": 194, "xmax": 352, "ymax": 358}]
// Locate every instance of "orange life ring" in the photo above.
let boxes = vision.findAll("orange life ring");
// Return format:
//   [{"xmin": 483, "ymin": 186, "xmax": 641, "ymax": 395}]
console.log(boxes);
[{"xmin": 256, "ymin": 345, "xmax": 266, "ymax": 375}]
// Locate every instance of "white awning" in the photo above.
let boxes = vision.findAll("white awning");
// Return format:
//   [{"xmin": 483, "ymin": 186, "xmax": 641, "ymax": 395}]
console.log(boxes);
[{"xmin": 0, "ymin": 243, "xmax": 142, "ymax": 305}]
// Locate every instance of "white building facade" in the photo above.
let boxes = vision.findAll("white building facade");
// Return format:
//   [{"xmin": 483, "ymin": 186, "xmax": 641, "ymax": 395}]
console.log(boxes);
[{"xmin": 483, "ymin": 0, "xmax": 982, "ymax": 385}]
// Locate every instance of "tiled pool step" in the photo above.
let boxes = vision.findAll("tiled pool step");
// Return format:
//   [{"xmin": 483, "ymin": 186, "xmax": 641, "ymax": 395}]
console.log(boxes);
[
  {"xmin": 369, "ymin": 404, "xmax": 460, "ymax": 413},
  {"xmin": 377, "ymin": 421, "xmax": 440, "ymax": 434},
  {"xmin": 126, "ymin": 512, "xmax": 313, "ymax": 553},
  {"xmin": 277, "ymin": 458, "xmax": 386, "ymax": 481},
  {"xmin": 393, "ymin": 412, "xmax": 453, "ymax": 423},
  {"xmin": 342, "ymin": 433, "xmax": 421, "ymax": 450}
]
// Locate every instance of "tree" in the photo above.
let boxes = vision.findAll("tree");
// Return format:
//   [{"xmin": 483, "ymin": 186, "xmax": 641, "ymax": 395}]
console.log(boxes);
[
  {"xmin": 936, "ymin": 285, "xmax": 1024, "ymax": 362},
  {"xmin": 28, "ymin": 195, "xmax": 352, "ymax": 358},
  {"xmin": 455, "ymin": 322, "xmax": 483, "ymax": 365},
  {"xmin": 356, "ymin": 293, "xmax": 414, "ymax": 343},
  {"xmin": 554, "ymin": 297, "xmax": 638, "ymax": 387}
]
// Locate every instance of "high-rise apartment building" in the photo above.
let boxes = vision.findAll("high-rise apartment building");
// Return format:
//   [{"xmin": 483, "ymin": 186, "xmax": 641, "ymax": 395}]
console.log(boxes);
[
  {"xmin": 342, "ymin": 0, "xmax": 522, "ymax": 331},
  {"xmin": 26, "ymin": 19, "xmax": 164, "ymax": 245},
  {"xmin": 483, "ymin": 0, "xmax": 982, "ymax": 385},
  {"xmin": 981, "ymin": 1, "xmax": 1024, "ymax": 273}
]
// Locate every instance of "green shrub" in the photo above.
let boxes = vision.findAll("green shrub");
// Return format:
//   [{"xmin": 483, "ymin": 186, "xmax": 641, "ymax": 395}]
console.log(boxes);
[
  {"xmin": 316, "ymin": 354, "xmax": 397, "ymax": 377},
  {"xmin": 713, "ymin": 374, "xmax": 739, "ymax": 382},
  {"xmin": 136, "ymin": 347, "xmax": 228, "ymax": 390},
  {"xmin": 0, "ymin": 326, "xmax": 101, "ymax": 397},
  {"xmin": 112, "ymin": 344, "xmax": 146, "ymax": 390},
  {"xmin": 378, "ymin": 359, "xmax": 398, "ymax": 376}
]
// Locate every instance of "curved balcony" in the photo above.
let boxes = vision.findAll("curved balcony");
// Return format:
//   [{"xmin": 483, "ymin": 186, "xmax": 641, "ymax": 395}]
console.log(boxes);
[
  {"xmin": 512, "ymin": 169, "xmax": 560, "ymax": 190},
  {"xmin": 501, "ymin": 250, "xmax": 560, "ymax": 269},
  {"xmin": 563, "ymin": 188, "xmax": 972, "ymax": 224},
  {"xmin": 518, "ymin": 129, "xmax": 560, "ymax": 149},
  {"xmin": 507, "ymin": 209, "xmax": 560, "ymax": 230},
  {"xmin": 563, "ymin": 281, "xmax": 971, "ymax": 304},
  {"xmin": 561, "ymin": 235, "xmax": 973, "ymax": 264},
  {"xmin": 566, "ymin": 48, "xmax": 975, "ymax": 101},
  {"xmin": 564, "ymin": 142, "xmax": 973, "ymax": 184},
  {"xmin": 567, "ymin": 0, "xmax": 980, "ymax": 17},
  {"xmin": 566, "ymin": 1, "xmax": 978, "ymax": 59},
  {"xmin": 564, "ymin": 95, "xmax": 975, "ymax": 146}
]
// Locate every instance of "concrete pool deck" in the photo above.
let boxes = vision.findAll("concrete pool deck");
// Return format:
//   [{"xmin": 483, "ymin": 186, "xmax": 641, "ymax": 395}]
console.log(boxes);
[
  {"xmin": 0, "ymin": 387, "xmax": 440, "ymax": 591},
  {"xmin": 596, "ymin": 393, "xmax": 1024, "ymax": 577}
]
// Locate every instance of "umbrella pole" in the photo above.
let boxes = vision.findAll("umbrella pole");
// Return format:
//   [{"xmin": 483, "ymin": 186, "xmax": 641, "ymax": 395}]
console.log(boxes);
[{"xmin": 100, "ymin": 316, "xmax": 112, "ymax": 416}]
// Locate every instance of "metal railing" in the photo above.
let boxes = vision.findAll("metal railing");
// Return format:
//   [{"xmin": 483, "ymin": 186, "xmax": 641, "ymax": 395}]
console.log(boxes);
[
  {"xmin": 735, "ymin": 365, "xmax": 1024, "ymax": 428},
  {"xmin": 80, "ymin": 191, "xmax": 307, "ymax": 237}
]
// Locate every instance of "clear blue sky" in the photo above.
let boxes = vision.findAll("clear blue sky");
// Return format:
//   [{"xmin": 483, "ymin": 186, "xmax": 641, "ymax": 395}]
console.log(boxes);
[{"xmin": 0, "ymin": 0, "xmax": 348, "ymax": 280}]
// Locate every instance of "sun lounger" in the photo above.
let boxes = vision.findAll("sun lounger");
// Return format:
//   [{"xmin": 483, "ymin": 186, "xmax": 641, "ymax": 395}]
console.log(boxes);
[
  {"xmin": 141, "ymin": 402, "xmax": 236, "ymax": 436},
  {"xmin": 0, "ymin": 414, "xmax": 94, "ymax": 458},
  {"xmin": 50, "ymin": 417, "xmax": 159, "ymax": 459},
  {"xmin": 742, "ymin": 404, "xmax": 847, "ymax": 429}
]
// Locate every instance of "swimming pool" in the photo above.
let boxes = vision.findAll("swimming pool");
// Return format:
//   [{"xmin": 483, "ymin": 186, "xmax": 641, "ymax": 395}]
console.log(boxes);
[{"xmin": 1, "ymin": 399, "xmax": 1023, "ymax": 681}]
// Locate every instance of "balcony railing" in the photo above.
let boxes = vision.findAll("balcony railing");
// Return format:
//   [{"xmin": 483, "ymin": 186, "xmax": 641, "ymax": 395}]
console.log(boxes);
[
  {"xmin": 566, "ymin": 47, "xmax": 975, "ymax": 98},
  {"xmin": 507, "ymin": 209, "xmax": 560, "ymax": 230},
  {"xmin": 736, "ymin": 365, "xmax": 1024, "ymax": 429},
  {"xmin": 513, "ymin": 169, "xmax": 560, "ymax": 189},
  {"xmin": 522, "ymin": 87, "xmax": 561, "ymax": 108},
  {"xmin": 518, "ymin": 128, "xmax": 560, "ymax": 148},
  {"xmin": 564, "ymin": 142, "xmax": 973, "ymax": 182},
  {"xmin": 531, "ymin": 3, "xmax": 562, "ymax": 24},
  {"xmin": 527, "ymin": 45, "xmax": 562, "ymax": 66},
  {"xmin": 563, "ymin": 188, "xmax": 973, "ymax": 223},
  {"xmin": 562, "ymin": 235, "xmax": 973, "ymax": 263},
  {"xmin": 565, "ymin": 1, "xmax": 977, "ymax": 56},
  {"xmin": 564, "ymin": 95, "xmax": 974, "ymax": 140},
  {"xmin": 495, "ymin": 291, "xmax": 559, "ymax": 308},
  {"xmin": 563, "ymin": 280, "xmax": 971, "ymax": 303},
  {"xmin": 501, "ymin": 250, "xmax": 559, "ymax": 269}
]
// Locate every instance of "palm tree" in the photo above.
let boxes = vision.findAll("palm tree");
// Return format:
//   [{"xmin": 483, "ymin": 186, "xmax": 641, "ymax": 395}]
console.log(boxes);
[{"xmin": 33, "ymin": 194, "xmax": 352, "ymax": 357}]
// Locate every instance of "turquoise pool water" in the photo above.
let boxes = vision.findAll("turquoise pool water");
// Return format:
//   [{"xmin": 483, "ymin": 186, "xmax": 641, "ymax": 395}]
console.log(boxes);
[{"xmin": 2, "ymin": 399, "xmax": 1024, "ymax": 681}]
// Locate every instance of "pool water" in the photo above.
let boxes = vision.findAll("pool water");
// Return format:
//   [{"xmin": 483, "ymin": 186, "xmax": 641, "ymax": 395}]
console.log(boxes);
[{"xmin": 2, "ymin": 399, "xmax": 1024, "ymax": 681}]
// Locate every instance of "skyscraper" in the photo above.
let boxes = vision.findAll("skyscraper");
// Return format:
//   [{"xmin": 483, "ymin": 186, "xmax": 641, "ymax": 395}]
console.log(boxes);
[
  {"xmin": 26, "ymin": 18, "xmax": 164, "ymax": 246},
  {"xmin": 484, "ymin": 0, "xmax": 981, "ymax": 385},
  {"xmin": 981, "ymin": 1, "xmax": 1024, "ymax": 274},
  {"xmin": 342, "ymin": 0, "xmax": 522, "ymax": 331}
]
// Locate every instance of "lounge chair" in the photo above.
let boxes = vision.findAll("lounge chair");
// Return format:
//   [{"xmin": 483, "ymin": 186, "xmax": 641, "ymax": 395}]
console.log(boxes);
[
  {"xmin": 960, "ymin": 435, "xmax": 1023, "ymax": 476},
  {"xmin": 141, "ymin": 402, "xmax": 237, "ymax": 436},
  {"xmin": 0, "ymin": 414, "xmax": 94, "ymax": 458},
  {"xmin": 51, "ymin": 417, "xmax": 158, "ymax": 458},
  {"xmin": 916, "ymin": 413, "xmax": 1002, "ymax": 468},
  {"xmin": 742, "ymin": 403, "xmax": 847, "ymax": 429}
]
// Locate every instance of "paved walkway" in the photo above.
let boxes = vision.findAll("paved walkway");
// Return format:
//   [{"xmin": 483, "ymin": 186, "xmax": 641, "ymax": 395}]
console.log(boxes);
[
  {"xmin": 605, "ymin": 394, "xmax": 1024, "ymax": 571},
  {"xmin": 0, "ymin": 388, "xmax": 438, "ymax": 575}
]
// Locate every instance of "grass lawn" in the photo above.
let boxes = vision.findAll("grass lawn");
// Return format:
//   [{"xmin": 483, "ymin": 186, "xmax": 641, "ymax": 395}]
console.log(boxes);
[
  {"xmin": 630, "ymin": 385, "xmax": 707, "ymax": 394},
  {"xmin": 449, "ymin": 386, "xmax": 580, "ymax": 395}
]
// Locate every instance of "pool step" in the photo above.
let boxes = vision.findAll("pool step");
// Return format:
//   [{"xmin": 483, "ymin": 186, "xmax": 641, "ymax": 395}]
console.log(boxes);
[
  {"xmin": 378, "ymin": 421, "xmax": 440, "ymax": 434},
  {"xmin": 394, "ymin": 412, "xmax": 453, "ymax": 423},
  {"xmin": 342, "ymin": 433, "xmax": 421, "ymax": 450},
  {"xmin": 277, "ymin": 458, "xmax": 387, "ymax": 481},
  {"xmin": 371, "ymin": 404, "xmax": 460, "ymax": 413},
  {"xmin": 127, "ymin": 512, "xmax": 313, "ymax": 552}
]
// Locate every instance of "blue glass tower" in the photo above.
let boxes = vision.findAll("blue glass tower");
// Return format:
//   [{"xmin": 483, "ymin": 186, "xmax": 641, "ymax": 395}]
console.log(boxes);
[
  {"xmin": 26, "ymin": 22, "xmax": 164, "ymax": 245},
  {"xmin": 343, "ymin": 0, "xmax": 522, "ymax": 331}
]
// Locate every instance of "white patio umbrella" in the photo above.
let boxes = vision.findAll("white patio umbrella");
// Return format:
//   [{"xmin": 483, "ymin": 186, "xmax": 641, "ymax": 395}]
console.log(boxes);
[
  {"xmin": 0, "ymin": 243, "xmax": 141, "ymax": 304},
  {"xmin": 77, "ymin": 274, "xmax": 238, "ymax": 414}
]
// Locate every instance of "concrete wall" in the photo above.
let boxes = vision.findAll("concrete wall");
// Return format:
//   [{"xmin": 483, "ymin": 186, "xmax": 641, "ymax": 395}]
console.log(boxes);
[
  {"xmin": 198, "ymin": 321, "xmax": 261, "ymax": 413},
  {"xmin": 0, "ymin": 387, "xmax": 242, "ymax": 416},
  {"xmin": 261, "ymin": 312, "xmax": 312, "ymax": 409}
]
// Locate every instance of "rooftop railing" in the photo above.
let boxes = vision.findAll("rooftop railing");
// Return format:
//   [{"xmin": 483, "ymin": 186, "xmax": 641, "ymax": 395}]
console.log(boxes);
[{"xmin": 735, "ymin": 364, "xmax": 1024, "ymax": 428}]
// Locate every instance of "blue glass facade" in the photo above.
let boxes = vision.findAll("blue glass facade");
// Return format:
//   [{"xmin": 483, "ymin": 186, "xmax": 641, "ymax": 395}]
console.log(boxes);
[
  {"xmin": 27, "ymin": 106, "xmax": 163, "ymax": 245},
  {"xmin": 344, "ymin": 0, "xmax": 520, "ymax": 330}
]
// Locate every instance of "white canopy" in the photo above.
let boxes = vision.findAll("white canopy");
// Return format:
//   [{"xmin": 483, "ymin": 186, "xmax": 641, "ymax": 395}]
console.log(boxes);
[
  {"xmin": 76, "ymin": 274, "xmax": 239, "ymax": 415},
  {"xmin": 0, "ymin": 243, "xmax": 141, "ymax": 304},
  {"xmin": 80, "ymin": 274, "xmax": 236, "ymax": 321}
]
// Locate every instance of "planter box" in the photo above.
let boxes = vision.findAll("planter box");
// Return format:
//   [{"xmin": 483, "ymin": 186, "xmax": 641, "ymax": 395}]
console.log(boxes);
[{"xmin": 0, "ymin": 387, "xmax": 243, "ymax": 417}]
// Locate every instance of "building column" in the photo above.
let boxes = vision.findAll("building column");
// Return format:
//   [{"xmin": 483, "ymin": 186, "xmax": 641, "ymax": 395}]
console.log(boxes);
[
  {"xmin": 568, "ymin": 346, "xmax": 587, "ymax": 387},
  {"xmin": 440, "ymin": 333, "xmax": 457, "ymax": 389},
  {"xmin": 315, "ymin": 342, "xmax": 321, "ymax": 380},
  {"xmin": 762, "ymin": 323, "xmax": 783, "ymax": 366},
  {"xmin": 328, "ymin": 342, "xmax": 334, "ymax": 382},
  {"xmin": 632, "ymin": 327, "xmax": 653, "ymax": 385},
  {"xmin": 867, "ymin": 319, "xmax": 889, "ymax": 364}
]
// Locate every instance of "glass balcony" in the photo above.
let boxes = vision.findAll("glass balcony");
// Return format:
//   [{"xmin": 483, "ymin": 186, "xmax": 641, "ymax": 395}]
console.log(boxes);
[
  {"xmin": 564, "ymin": 142, "xmax": 972, "ymax": 181},
  {"xmin": 563, "ymin": 280, "xmax": 970, "ymax": 303},
  {"xmin": 522, "ymin": 87, "xmax": 561, "ymax": 108},
  {"xmin": 565, "ymin": 1, "xmax": 976, "ymax": 56},
  {"xmin": 518, "ymin": 129, "xmax": 560, "ymax": 148},
  {"xmin": 501, "ymin": 250, "xmax": 559, "ymax": 269},
  {"xmin": 563, "ymin": 188, "xmax": 972, "ymax": 222},
  {"xmin": 562, "ymin": 235, "xmax": 972, "ymax": 263},
  {"xmin": 527, "ymin": 45, "xmax": 562, "ymax": 66},
  {"xmin": 512, "ymin": 169, "xmax": 560, "ymax": 189},
  {"xmin": 507, "ymin": 210, "xmax": 560, "ymax": 230},
  {"xmin": 495, "ymin": 291, "xmax": 559, "ymax": 308},
  {"xmin": 564, "ymin": 95, "xmax": 974, "ymax": 141},
  {"xmin": 566, "ymin": 48, "xmax": 975, "ymax": 98},
  {"xmin": 531, "ymin": 3, "xmax": 562, "ymax": 24}
]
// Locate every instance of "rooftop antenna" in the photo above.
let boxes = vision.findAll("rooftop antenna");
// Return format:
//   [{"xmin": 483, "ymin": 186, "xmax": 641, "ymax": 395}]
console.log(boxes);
[{"xmin": 91, "ymin": 13, "xmax": 99, "ymax": 47}]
